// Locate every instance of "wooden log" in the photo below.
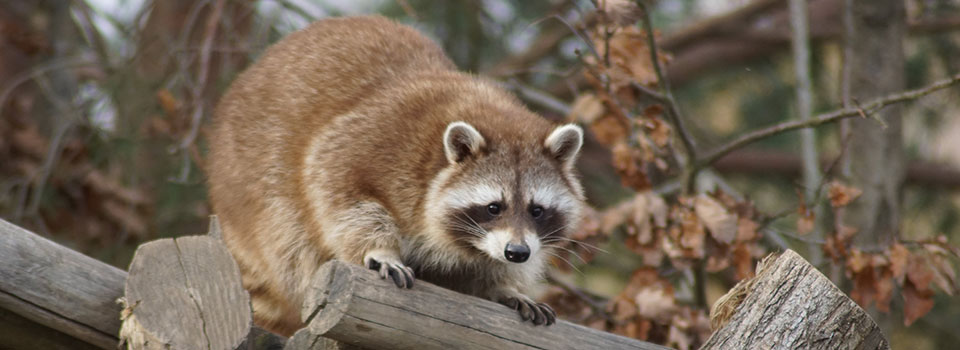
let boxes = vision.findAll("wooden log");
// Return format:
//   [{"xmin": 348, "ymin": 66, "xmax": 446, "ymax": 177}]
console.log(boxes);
[
  {"xmin": 298, "ymin": 260, "xmax": 670, "ymax": 350},
  {"xmin": 702, "ymin": 249, "xmax": 890, "ymax": 350},
  {"xmin": 285, "ymin": 328, "xmax": 366, "ymax": 350},
  {"xmin": 0, "ymin": 218, "xmax": 126, "ymax": 349},
  {"xmin": 119, "ymin": 224, "xmax": 252, "ymax": 349}
]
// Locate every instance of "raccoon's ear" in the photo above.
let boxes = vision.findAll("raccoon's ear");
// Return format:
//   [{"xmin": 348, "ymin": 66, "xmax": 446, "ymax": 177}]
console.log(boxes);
[
  {"xmin": 545, "ymin": 124, "xmax": 583, "ymax": 169},
  {"xmin": 443, "ymin": 121, "xmax": 486, "ymax": 164}
]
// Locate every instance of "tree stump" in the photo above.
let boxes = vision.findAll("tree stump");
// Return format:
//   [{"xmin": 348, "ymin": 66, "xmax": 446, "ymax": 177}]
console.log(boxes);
[
  {"xmin": 702, "ymin": 249, "xmax": 889, "ymax": 349},
  {"xmin": 119, "ymin": 218, "xmax": 252, "ymax": 350}
]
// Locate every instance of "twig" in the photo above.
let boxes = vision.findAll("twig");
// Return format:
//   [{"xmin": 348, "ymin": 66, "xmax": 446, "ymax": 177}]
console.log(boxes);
[
  {"xmin": 175, "ymin": 0, "xmax": 225, "ymax": 182},
  {"xmin": 504, "ymin": 80, "xmax": 573, "ymax": 116},
  {"xmin": 0, "ymin": 56, "xmax": 97, "ymax": 119},
  {"xmin": 636, "ymin": 1, "xmax": 698, "ymax": 190},
  {"xmin": 395, "ymin": 0, "xmax": 420, "ymax": 20},
  {"xmin": 538, "ymin": 14, "xmax": 602, "ymax": 61},
  {"xmin": 697, "ymin": 72, "xmax": 960, "ymax": 168},
  {"xmin": 839, "ymin": 0, "xmax": 854, "ymax": 178}
]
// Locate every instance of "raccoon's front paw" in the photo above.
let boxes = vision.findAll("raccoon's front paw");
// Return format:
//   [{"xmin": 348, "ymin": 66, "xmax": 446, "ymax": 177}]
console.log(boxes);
[
  {"xmin": 498, "ymin": 294, "xmax": 556, "ymax": 326},
  {"xmin": 363, "ymin": 249, "xmax": 415, "ymax": 289}
]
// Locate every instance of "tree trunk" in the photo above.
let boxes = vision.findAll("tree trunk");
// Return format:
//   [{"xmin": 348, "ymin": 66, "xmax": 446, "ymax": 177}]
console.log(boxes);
[{"xmin": 841, "ymin": 0, "xmax": 906, "ymax": 251}]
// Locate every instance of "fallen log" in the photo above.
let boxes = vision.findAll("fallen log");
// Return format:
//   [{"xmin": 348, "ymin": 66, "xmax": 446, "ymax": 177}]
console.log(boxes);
[
  {"xmin": 0, "ymin": 218, "xmax": 126, "ymax": 349},
  {"xmin": 298, "ymin": 260, "xmax": 670, "ymax": 350},
  {"xmin": 702, "ymin": 249, "xmax": 889, "ymax": 350}
]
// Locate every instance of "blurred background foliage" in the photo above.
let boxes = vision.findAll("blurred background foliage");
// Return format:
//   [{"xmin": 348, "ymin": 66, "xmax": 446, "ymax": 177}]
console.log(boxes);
[{"xmin": 2, "ymin": 0, "xmax": 959, "ymax": 348}]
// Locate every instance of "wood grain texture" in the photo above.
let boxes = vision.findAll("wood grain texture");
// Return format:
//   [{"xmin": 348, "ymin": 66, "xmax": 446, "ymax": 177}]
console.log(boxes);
[
  {"xmin": 300, "ymin": 260, "xmax": 671, "ymax": 350},
  {"xmin": 0, "ymin": 306, "xmax": 101, "ymax": 350},
  {"xmin": 121, "ymin": 234, "xmax": 252, "ymax": 350},
  {"xmin": 0, "ymin": 218, "xmax": 126, "ymax": 349},
  {"xmin": 701, "ymin": 250, "xmax": 889, "ymax": 350}
]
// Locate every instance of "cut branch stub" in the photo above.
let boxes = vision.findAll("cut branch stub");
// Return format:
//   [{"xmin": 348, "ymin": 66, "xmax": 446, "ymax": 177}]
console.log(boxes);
[
  {"xmin": 703, "ymin": 249, "xmax": 889, "ymax": 350},
  {"xmin": 120, "ymin": 234, "xmax": 252, "ymax": 350},
  {"xmin": 301, "ymin": 260, "xmax": 669, "ymax": 350}
]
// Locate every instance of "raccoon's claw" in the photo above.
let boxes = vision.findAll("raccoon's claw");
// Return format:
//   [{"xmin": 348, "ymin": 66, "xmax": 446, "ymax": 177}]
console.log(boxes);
[
  {"xmin": 364, "ymin": 255, "xmax": 415, "ymax": 289},
  {"xmin": 500, "ymin": 296, "xmax": 556, "ymax": 326}
]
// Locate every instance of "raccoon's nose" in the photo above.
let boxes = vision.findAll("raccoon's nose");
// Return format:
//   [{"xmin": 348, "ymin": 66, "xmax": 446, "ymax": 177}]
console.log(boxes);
[{"xmin": 504, "ymin": 243, "xmax": 530, "ymax": 263}]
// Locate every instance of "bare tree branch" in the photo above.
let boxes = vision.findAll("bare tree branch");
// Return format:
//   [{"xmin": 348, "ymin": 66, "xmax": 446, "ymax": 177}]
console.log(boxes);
[
  {"xmin": 636, "ymin": 1, "xmax": 697, "ymax": 167},
  {"xmin": 696, "ymin": 72, "xmax": 960, "ymax": 168}
]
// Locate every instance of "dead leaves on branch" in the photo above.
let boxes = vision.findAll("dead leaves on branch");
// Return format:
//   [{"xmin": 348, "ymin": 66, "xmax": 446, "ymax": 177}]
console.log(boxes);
[
  {"xmin": 554, "ymin": 2, "xmax": 958, "ymax": 345},
  {"xmin": 841, "ymin": 240, "xmax": 957, "ymax": 326},
  {"xmin": 828, "ymin": 181, "xmax": 863, "ymax": 207},
  {"xmin": 577, "ymin": 190, "xmax": 763, "ymax": 279},
  {"xmin": 568, "ymin": 22, "xmax": 675, "ymax": 192}
]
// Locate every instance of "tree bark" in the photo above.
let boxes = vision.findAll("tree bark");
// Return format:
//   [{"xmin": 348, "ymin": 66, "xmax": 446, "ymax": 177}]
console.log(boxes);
[
  {"xmin": 841, "ymin": 0, "xmax": 906, "ymax": 251},
  {"xmin": 703, "ymin": 250, "xmax": 889, "ymax": 350}
]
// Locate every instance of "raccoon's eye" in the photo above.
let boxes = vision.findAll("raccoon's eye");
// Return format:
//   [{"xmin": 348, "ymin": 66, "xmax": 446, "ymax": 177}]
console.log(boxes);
[
  {"xmin": 487, "ymin": 203, "xmax": 502, "ymax": 216},
  {"xmin": 530, "ymin": 205, "xmax": 544, "ymax": 219}
]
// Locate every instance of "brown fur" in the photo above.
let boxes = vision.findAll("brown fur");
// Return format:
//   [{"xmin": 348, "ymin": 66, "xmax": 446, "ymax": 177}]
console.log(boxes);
[{"xmin": 208, "ymin": 16, "xmax": 582, "ymax": 336}]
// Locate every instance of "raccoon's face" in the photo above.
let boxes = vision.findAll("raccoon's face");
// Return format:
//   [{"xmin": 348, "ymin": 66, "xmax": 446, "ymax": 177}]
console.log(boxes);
[{"xmin": 427, "ymin": 121, "xmax": 585, "ymax": 266}]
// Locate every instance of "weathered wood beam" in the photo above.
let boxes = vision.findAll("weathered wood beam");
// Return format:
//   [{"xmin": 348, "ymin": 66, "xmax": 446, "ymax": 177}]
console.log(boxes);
[
  {"xmin": 298, "ymin": 260, "xmax": 671, "ymax": 350},
  {"xmin": 702, "ymin": 249, "xmax": 889, "ymax": 350},
  {"xmin": 0, "ymin": 218, "xmax": 126, "ymax": 349}
]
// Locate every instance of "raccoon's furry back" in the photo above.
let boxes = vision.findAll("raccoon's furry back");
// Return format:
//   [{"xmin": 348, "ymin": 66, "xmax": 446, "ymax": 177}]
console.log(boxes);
[{"xmin": 208, "ymin": 15, "xmax": 570, "ymax": 336}]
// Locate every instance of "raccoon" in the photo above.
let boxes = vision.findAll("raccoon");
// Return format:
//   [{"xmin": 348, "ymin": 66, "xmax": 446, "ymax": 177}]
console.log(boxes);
[{"xmin": 207, "ymin": 15, "xmax": 585, "ymax": 336}]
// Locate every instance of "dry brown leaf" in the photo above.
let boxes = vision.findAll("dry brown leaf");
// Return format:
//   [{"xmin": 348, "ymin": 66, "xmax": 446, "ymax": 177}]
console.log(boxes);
[
  {"xmin": 626, "ymin": 234, "xmax": 665, "ymax": 267},
  {"xmin": 642, "ymin": 104, "xmax": 664, "ymax": 118},
  {"xmin": 823, "ymin": 234, "xmax": 843, "ymax": 261},
  {"xmin": 597, "ymin": 0, "xmax": 643, "ymax": 27},
  {"xmin": 634, "ymin": 286, "xmax": 676, "ymax": 323},
  {"xmin": 648, "ymin": 193, "xmax": 668, "ymax": 228},
  {"xmin": 568, "ymin": 94, "xmax": 605, "ymax": 124},
  {"xmin": 907, "ymin": 254, "xmax": 935, "ymax": 293},
  {"xmin": 888, "ymin": 243, "xmax": 910, "ymax": 281},
  {"xmin": 828, "ymin": 181, "xmax": 863, "ymax": 207},
  {"xmin": 595, "ymin": 26, "xmax": 659, "ymax": 88},
  {"xmin": 732, "ymin": 243, "xmax": 754, "ymax": 280},
  {"xmin": 736, "ymin": 218, "xmax": 758, "ymax": 242},
  {"xmin": 850, "ymin": 267, "xmax": 877, "ymax": 309},
  {"xmin": 611, "ymin": 141, "xmax": 651, "ymax": 190},
  {"xmin": 929, "ymin": 254, "xmax": 957, "ymax": 296},
  {"xmin": 694, "ymin": 194, "xmax": 737, "ymax": 244},
  {"xmin": 632, "ymin": 192, "xmax": 652, "ymax": 243},
  {"xmin": 796, "ymin": 209, "xmax": 815, "ymax": 235},
  {"xmin": 666, "ymin": 323, "xmax": 693, "ymax": 350},
  {"xmin": 705, "ymin": 254, "xmax": 730, "ymax": 272},
  {"xmin": 875, "ymin": 268, "xmax": 894, "ymax": 313},
  {"xmin": 902, "ymin": 279, "xmax": 934, "ymax": 326},
  {"xmin": 609, "ymin": 297, "xmax": 638, "ymax": 322},
  {"xmin": 591, "ymin": 114, "xmax": 629, "ymax": 145},
  {"xmin": 847, "ymin": 249, "xmax": 870, "ymax": 273},
  {"xmin": 645, "ymin": 117, "xmax": 672, "ymax": 148},
  {"xmin": 600, "ymin": 199, "xmax": 633, "ymax": 235},
  {"xmin": 678, "ymin": 209, "xmax": 705, "ymax": 251},
  {"xmin": 837, "ymin": 225, "xmax": 859, "ymax": 241},
  {"xmin": 156, "ymin": 89, "xmax": 180, "ymax": 116}
]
